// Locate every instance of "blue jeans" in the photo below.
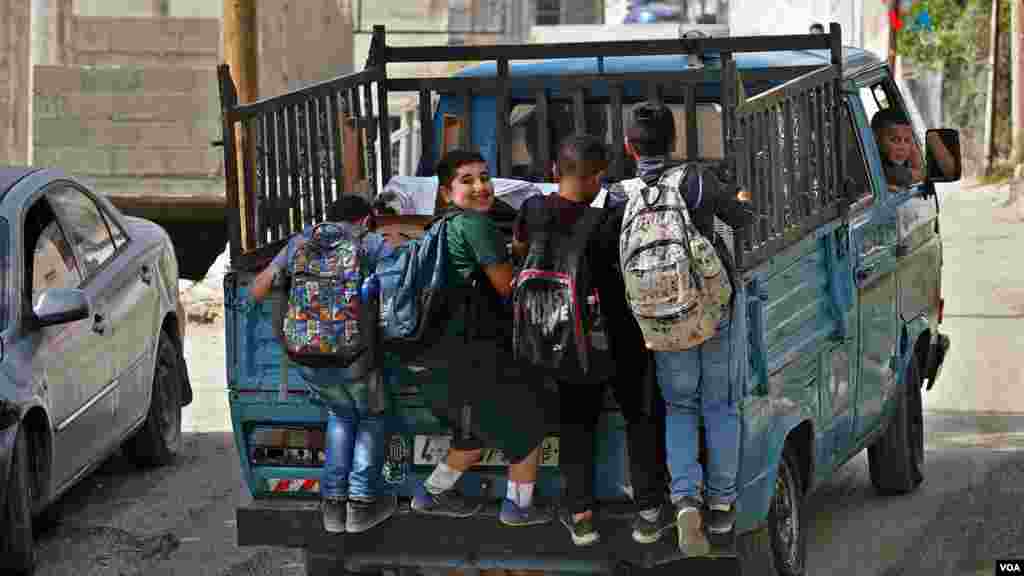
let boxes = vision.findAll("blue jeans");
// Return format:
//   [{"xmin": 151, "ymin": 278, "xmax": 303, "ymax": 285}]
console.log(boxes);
[
  {"xmin": 653, "ymin": 290, "xmax": 744, "ymax": 506},
  {"xmin": 300, "ymin": 367, "xmax": 387, "ymax": 500}
]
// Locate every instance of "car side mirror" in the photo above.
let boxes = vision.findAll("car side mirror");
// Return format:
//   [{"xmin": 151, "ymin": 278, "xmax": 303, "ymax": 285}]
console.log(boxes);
[
  {"xmin": 926, "ymin": 128, "xmax": 962, "ymax": 183},
  {"xmin": 32, "ymin": 288, "xmax": 90, "ymax": 329}
]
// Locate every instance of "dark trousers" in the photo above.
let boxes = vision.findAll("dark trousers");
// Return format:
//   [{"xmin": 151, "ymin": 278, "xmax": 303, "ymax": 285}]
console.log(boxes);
[{"xmin": 558, "ymin": 362, "xmax": 667, "ymax": 515}]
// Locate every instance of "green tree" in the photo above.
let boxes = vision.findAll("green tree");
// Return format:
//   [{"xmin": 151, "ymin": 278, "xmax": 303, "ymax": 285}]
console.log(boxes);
[{"xmin": 894, "ymin": 0, "xmax": 1011, "ymax": 173}]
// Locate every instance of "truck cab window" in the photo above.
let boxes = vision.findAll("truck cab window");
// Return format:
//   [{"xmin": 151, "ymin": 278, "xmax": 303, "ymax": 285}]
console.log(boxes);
[{"xmin": 859, "ymin": 81, "xmax": 924, "ymax": 190}]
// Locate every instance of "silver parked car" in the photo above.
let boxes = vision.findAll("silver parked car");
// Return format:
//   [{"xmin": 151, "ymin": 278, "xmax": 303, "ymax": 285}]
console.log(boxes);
[{"xmin": 0, "ymin": 167, "xmax": 192, "ymax": 574}]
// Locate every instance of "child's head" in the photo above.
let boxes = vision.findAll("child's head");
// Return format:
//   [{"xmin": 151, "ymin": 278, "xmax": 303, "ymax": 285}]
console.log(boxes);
[
  {"xmin": 626, "ymin": 101, "xmax": 676, "ymax": 159},
  {"xmin": 327, "ymin": 195, "xmax": 375, "ymax": 229},
  {"xmin": 436, "ymin": 149, "xmax": 493, "ymax": 212},
  {"xmin": 871, "ymin": 108, "xmax": 915, "ymax": 165},
  {"xmin": 556, "ymin": 134, "xmax": 609, "ymax": 204}
]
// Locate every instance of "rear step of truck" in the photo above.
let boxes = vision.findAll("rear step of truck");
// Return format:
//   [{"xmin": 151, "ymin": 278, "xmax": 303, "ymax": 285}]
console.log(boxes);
[{"xmin": 237, "ymin": 497, "xmax": 738, "ymax": 574}]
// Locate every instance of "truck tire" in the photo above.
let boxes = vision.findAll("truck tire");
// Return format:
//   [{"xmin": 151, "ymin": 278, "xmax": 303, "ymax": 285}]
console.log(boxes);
[
  {"xmin": 126, "ymin": 332, "xmax": 183, "ymax": 467},
  {"xmin": 867, "ymin": 361, "xmax": 924, "ymax": 495},
  {"xmin": 1, "ymin": 426, "xmax": 35, "ymax": 575},
  {"xmin": 736, "ymin": 445, "xmax": 805, "ymax": 576}
]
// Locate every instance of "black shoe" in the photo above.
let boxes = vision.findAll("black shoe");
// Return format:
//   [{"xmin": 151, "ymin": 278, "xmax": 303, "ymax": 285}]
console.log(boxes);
[
  {"xmin": 346, "ymin": 495, "xmax": 397, "ymax": 533},
  {"xmin": 632, "ymin": 506, "xmax": 673, "ymax": 544},
  {"xmin": 706, "ymin": 502, "xmax": 736, "ymax": 536},
  {"xmin": 321, "ymin": 498, "xmax": 346, "ymax": 534}
]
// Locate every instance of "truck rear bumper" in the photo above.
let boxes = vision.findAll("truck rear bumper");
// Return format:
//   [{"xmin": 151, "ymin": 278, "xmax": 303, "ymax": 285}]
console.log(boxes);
[{"xmin": 237, "ymin": 497, "xmax": 739, "ymax": 574}]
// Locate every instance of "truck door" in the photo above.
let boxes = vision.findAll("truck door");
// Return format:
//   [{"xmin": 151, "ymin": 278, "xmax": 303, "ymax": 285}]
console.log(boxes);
[{"xmin": 848, "ymin": 81, "xmax": 901, "ymax": 443}]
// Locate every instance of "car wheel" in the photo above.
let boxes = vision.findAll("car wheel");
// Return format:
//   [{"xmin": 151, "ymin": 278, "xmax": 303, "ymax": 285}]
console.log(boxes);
[
  {"xmin": 867, "ymin": 360, "xmax": 924, "ymax": 495},
  {"xmin": 126, "ymin": 331, "xmax": 183, "ymax": 467},
  {"xmin": 737, "ymin": 444, "xmax": 806, "ymax": 576},
  {"xmin": 1, "ymin": 426, "xmax": 35, "ymax": 575}
]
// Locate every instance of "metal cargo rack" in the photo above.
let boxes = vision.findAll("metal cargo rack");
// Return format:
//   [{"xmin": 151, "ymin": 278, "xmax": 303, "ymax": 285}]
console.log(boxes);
[{"xmin": 218, "ymin": 23, "xmax": 847, "ymax": 272}]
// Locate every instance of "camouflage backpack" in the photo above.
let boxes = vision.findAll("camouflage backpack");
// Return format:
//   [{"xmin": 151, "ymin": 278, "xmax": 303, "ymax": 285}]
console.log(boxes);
[{"xmin": 615, "ymin": 164, "xmax": 732, "ymax": 351}]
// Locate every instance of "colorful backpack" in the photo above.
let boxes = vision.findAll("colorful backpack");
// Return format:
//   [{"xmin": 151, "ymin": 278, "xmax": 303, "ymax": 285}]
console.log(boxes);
[
  {"xmin": 279, "ymin": 222, "xmax": 373, "ymax": 368},
  {"xmin": 616, "ymin": 164, "xmax": 732, "ymax": 351},
  {"xmin": 512, "ymin": 197, "xmax": 607, "ymax": 379}
]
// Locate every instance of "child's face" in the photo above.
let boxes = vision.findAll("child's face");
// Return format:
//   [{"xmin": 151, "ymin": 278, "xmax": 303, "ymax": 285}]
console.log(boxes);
[
  {"xmin": 879, "ymin": 124, "xmax": 915, "ymax": 164},
  {"xmin": 441, "ymin": 161, "xmax": 494, "ymax": 212}
]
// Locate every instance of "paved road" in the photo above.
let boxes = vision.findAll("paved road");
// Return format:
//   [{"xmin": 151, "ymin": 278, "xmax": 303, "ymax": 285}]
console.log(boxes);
[{"xmin": 29, "ymin": 181, "xmax": 1024, "ymax": 575}]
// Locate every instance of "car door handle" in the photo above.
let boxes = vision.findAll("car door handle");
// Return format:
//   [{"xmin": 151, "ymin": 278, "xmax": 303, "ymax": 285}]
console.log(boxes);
[
  {"xmin": 92, "ymin": 313, "xmax": 106, "ymax": 335},
  {"xmin": 139, "ymin": 265, "xmax": 153, "ymax": 285}
]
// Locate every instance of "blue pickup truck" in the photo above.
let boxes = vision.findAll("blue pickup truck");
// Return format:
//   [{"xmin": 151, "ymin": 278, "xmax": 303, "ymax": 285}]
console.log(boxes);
[{"xmin": 216, "ymin": 23, "xmax": 957, "ymax": 576}]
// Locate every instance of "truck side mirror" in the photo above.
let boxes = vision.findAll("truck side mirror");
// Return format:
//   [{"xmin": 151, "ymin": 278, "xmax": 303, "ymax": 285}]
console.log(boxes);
[{"xmin": 926, "ymin": 128, "xmax": 962, "ymax": 183}]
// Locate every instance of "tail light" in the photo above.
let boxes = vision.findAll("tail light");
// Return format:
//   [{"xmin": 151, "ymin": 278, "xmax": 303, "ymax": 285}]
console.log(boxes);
[{"xmin": 249, "ymin": 426, "xmax": 326, "ymax": 467}]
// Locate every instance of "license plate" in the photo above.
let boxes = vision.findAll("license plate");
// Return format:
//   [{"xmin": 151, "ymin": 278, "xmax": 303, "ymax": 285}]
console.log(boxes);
[{"xmin": 412, "ymin": 435, "xmax": 560, "ymax": 467}]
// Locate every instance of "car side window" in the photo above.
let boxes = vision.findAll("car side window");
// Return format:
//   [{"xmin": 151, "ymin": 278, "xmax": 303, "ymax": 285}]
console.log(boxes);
[
  {"xmin": 32, "ymin": 220, "xmax": 82, "ymax": 305},
  {"xmin": 46, "ymin": 186, "xmax": 117, "ymax": 280}
]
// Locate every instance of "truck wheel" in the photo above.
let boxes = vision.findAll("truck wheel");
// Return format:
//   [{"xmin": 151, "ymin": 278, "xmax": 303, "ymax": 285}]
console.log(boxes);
[
  {"xmin": 1, "ymin": 427, "xmax": 35, "ymax": 575},
  {"xmin": 867, "ymin": 361, "xmax": 924, "ymax": 495},
  {"xmin": 126, "ymin": 332, "xmax": 183, "ymax": 467},
  {"xmin": 737, "ymin": 445, "xmax": 806, "ymax": 576}
]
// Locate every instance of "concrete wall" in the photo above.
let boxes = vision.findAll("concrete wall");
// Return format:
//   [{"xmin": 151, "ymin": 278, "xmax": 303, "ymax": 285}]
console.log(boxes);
[
  {"xmin": 259, "ymin": 0, "xmax": 355, "ymax": 98},
  {"xmin": 2, "ymin": 0, "xmax": 34, "ymax": 165},
  {"xmin": 33, "ymin": 65, "xmax": 221, "ymax": 177},
  {"xmin": 70, "ymin": 16, "xmax": 219, "ymax": 67}
]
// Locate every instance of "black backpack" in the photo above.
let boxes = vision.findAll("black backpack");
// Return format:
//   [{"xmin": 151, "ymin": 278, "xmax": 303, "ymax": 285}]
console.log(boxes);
[{"xmin": 512, "ymin": 196, "xmax": 607, "ymax": 381}]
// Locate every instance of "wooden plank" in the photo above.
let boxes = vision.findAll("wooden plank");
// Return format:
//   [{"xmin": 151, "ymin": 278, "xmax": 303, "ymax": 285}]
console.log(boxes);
[{"xmin": 535, "ymin": 89, "xmax": 550, "ymax": 179}]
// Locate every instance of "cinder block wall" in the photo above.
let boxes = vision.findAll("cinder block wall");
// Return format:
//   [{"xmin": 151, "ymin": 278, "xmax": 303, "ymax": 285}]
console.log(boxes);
[
  {"xmin": 33, "ymin": 65, "xmax": 222, "ymax": 178},
  {"xmin": 71, "ymin": 16, "xmax": 219, "ymax": 67}
]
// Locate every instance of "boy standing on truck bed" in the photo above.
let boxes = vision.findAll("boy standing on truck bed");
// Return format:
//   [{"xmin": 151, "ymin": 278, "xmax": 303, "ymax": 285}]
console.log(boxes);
[
  {"xmin": 411, "ymin": 150, "xmax": 558, "ymax": 527},
  {"xmin": 612, "ymin": 101, "xmax": 753, "ymax": 556},
  {"xmin": 249, "ymin": 195, "xmax": 397, "ymax": 535},
  {"xmin": 512, "ymin": 135, "xmax": 672, "ymax": 548}
]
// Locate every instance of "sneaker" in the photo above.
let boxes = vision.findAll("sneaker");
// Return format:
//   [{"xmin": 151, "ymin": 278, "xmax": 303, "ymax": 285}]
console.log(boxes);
[
  {"xmin": 346, "ymin": 495, "xmax": 397, "ymax": 533},
  {"xmin": 706, "ymin": 502, "xmax": 736, "ymax": 535},
  {"xmin": 632, "ymin": 506, "xmax": 672, "ymax": 544},
  {"xmin": 558, "ymin": 509, "xmax": 600, "ymax": 547},
  {"xmin": 499, "ymin": 499, "xmax": 553, "ymax": 527},
  {"xmin": 321, "ymin": 498, "xmax": 346, "ymax": 534},
  {"xmin": 410, "ymin": 482, "xmax": 482, "ymax": 518},
  {"xmin": 675, "ymin": 497, "xmax": 711, "ymax": 557}
]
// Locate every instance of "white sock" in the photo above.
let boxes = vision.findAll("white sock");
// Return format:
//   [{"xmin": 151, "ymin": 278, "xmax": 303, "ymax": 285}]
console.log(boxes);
[
  {"xmin": 506, "ymin": 481, "xmax": 535, "ymax": 509},
  {"xmin": 639, "ymin": 507, "xmax": 660, "ymax": 522},
  {"xmin": 425, "ymin": 462, "xmax": 462, "ymax": 495}
]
